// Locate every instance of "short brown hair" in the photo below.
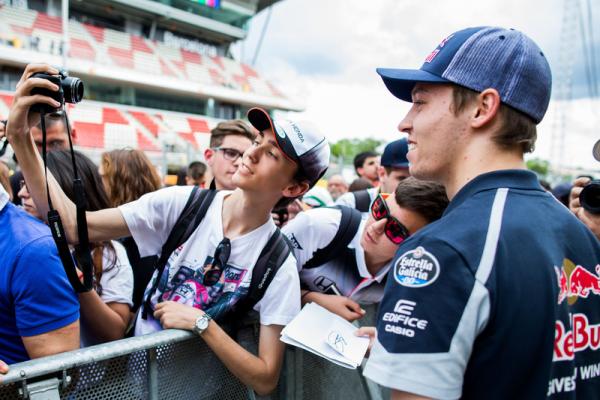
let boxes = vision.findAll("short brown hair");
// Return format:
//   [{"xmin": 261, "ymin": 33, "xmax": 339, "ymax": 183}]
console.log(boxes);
[
  {"xmin": 451, "ymin": 85, "xmax": 537, "ymax": 153},
  {"xmin": 101, "ymin": 149, "xmax": 162, "ymax": 207},
  {"xmin": 394, "ymin": 177, "xmax": 448, "ymax": 223},
  {"xmin": 209, "ymin": 119, "xmax": 256, "ymax": 148}
]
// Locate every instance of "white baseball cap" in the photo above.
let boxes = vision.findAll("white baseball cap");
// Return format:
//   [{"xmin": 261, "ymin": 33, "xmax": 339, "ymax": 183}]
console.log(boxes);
[{"xmin": 247, "ymin": 107, "xmax": 330, "ymax": 186}]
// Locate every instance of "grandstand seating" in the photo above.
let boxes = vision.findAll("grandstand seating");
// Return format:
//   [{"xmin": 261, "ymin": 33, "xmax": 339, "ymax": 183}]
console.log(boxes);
[
  {"xmin": 0, "ymin": 4, "xmax": 284, "ymax": 99},
  {"xmin": 0, "ymin": 91, "xmax": 211, "ymax": 153}
]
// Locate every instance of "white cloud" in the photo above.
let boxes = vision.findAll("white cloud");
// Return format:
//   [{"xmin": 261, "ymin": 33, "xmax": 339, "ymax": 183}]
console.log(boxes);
[{"xmin": 232, "ymin": 0, "xmax": 600, "ymax": 171}]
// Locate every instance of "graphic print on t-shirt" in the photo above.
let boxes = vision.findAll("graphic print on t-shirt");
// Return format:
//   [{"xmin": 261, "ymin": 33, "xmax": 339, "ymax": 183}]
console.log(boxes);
[{"xmin": 156, "ymin": 254, "xmax": 249, "ymax": 321}]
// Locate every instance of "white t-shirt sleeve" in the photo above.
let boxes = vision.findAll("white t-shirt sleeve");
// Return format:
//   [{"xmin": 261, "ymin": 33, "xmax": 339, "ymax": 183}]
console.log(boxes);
[
  {"xmin": 118, "ymin": 185, "xmax": 194, "ymax": 257},
  {"xmin": 335, "ymin": 192, "xmax": 356, "ymax": 208},
  {"xmin": 99, "ymin": 240, "xmax": 134, "ymax": 308},
  {"xmin": 282, "ymin": 208, "xmax": 341, "ymax": 269},
  {"xmin": 253, "ymin": 253, "xmax": 301, "ymax": 326}
]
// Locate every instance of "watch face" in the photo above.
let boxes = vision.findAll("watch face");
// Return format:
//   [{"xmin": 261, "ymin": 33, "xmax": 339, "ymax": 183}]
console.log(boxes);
[{"xmin": 195, "ymin": 315, "xmax": 209, "ymax": 331}]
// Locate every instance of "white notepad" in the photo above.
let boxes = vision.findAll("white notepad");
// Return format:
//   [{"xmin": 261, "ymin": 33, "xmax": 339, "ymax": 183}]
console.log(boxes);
[{"xmin": 280, "ymin": 302, "xmax": 370, "ymax": 369}]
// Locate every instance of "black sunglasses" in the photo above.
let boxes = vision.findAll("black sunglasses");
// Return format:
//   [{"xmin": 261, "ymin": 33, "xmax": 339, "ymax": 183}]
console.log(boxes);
[
  {"xmin": 203, "ymin": 237, "xmax": 231, "ymax": 287},
  {"xmin": 370, "ymin": 194, "xmax": 410, "ymax": 245}
]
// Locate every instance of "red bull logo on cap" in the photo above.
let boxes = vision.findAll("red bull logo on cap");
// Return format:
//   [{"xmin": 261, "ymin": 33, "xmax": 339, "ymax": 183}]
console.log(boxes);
[{"xmin": 554, "ymin": 259, "xmax": 600, "ymax": 305}]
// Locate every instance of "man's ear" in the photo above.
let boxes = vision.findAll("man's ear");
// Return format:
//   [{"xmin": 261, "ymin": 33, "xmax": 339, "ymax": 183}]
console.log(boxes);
[
  {"xmin": 69, "ymin": 127, "xmax": 77, "ymax": 143},
  {"xmin": 356, "ymin": 167, "xmax": 364, "ymax": 178},
  {"xmin": 471, "ymin": 88, "xmax": 501, "ymax": 129},
  {"xmin": 204, "ymin": 148, "xmax": 214, "ymax": 166},
  {"xmin": 282, "ymin": 180, "xmax": 310, "ymax": 199},
  {"xmin": 377, "ymin": 165, "xmax": 387, "ymax": 181}
]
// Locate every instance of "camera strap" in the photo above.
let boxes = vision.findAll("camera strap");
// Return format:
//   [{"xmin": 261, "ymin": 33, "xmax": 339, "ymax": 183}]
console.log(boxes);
[{"xmin": 41, "ymin": 109, "xmax": 94, "ymax": 293}]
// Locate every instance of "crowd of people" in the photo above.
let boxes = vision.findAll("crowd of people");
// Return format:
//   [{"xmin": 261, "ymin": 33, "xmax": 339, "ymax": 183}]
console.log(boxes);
[{"xmin": 1, "ymin": 26, "xmax": 599, "ymax": 399}]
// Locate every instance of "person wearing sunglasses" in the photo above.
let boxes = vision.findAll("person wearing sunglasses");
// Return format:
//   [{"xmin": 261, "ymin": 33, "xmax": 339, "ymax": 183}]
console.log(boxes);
[
  {"xmin": 283, "ymin": 178, "xmax": 448, "ymax": 322},
  {"xmin": 204, "ymin": 119, "xmax": 256, "ymax": 190},
  {"xmin": 7, "ymin": 64, "xmax": 330, "ymax": 396},
  {"xmin": 336, "ymin": 138, "xmax": 410, "ymax": 214}
]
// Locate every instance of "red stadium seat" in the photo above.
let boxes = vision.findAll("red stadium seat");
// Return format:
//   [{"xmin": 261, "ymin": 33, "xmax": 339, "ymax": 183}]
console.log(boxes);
[{"xmin": 130, "ymin": 111, "xmax": 160, "ymax": 136}]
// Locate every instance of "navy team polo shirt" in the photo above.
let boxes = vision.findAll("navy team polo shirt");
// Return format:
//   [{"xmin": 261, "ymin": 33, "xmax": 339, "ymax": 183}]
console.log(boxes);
[{"xmin": 363, "ymin": 169, "xmax": 600, "ymax": 400}]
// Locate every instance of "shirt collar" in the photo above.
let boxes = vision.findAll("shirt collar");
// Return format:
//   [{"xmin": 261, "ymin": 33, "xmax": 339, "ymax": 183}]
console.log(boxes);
[
  {"xmin": 444, "ymin": 169, "xmax": 543, "ymax": 215},
  {"xmin": 353, "ymin": 219, "xmax": 393, "ymax": 282},
  {"xmin": 0, "ymin": 184, "xmax": 8, "ymax": 211}
]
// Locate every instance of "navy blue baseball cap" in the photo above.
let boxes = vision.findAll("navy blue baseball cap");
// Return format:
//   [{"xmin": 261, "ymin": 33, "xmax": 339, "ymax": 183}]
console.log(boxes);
[
  {"xmin": 381, "ymin": 138, "xmax": 409, "ymax": 169},
  {"xmin": 377, "ymin": 27, "xmax": 552, "ymax": 123}
]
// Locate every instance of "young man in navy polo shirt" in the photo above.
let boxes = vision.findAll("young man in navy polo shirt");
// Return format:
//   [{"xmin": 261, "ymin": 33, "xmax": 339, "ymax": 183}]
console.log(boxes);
[{"xmin": 362, "ymin": 27, "xmax": 600, "ymax": 399}]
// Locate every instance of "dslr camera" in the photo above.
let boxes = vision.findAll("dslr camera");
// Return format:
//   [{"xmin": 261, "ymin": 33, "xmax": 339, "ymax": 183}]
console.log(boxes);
[
  {"xmin": 30, "ymin": 71, "xmax": 84, "ymax": 113},
  {"xmin": 580, "ymin": 180, "xmax": 600, "ymax": 215}
]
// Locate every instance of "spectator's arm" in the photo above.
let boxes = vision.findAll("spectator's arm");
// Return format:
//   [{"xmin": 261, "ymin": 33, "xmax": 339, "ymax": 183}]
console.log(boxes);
[
  {"xmin": 21, "ymin": 320, "xmax": 79, "ymax": 359},
  {"xmin": 154, "ymin": 302, "xmax": 285, "ymax": 396},
  {"xmin": 303, "ymin": 291, "xmax": 365, "ymax": 321},
  {"xmin": 0, "ymin": 360, "xmax": 8, "ymax": 374},
  {"xmin": 392, "ymin": 390, "xmax": 431, "ymax": 400},
  {"xmin": 78, "ymin": 293, "xmax": 131, "ymax": 343},
  {"xmin": 6, "ymin": 63, "xmax": 130, "ymax": 243},
  {"xmin": 569, "ymin": 177, "xmax": 600, "ymax": 240}
]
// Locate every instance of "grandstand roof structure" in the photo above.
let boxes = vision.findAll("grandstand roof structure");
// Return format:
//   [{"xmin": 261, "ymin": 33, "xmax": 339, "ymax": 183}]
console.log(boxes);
[{"xmin": 0, "ymin": 1, "xmax": 298, "ymax": 112}]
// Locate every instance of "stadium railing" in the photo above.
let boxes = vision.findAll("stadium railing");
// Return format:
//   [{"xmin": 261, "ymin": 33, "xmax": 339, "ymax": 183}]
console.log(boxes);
[{"xmin": 0, "ymin": 306, "xmax": 388, "ymax": 400}]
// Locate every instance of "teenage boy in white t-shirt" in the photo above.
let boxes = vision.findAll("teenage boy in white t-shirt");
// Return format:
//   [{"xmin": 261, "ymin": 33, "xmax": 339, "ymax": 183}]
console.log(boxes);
[
  {"xmin": 6, "ymin": 63, "xmax": 330, "ymax": 396},
  {"xmin": 284, "ymin": 178, "xmax": 448, "ymax": 321}
]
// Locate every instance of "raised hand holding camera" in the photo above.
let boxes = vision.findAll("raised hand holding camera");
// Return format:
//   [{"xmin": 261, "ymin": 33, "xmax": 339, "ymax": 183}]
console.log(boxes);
[{"xmin": 7, "ymin": 63, "xmax": 93, "ymax": 292}]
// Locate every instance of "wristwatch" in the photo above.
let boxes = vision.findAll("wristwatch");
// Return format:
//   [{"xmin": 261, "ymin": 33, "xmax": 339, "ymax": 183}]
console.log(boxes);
[{"xmin": 192, "ymin": 313, "xmax": 212, "ymax": 336}]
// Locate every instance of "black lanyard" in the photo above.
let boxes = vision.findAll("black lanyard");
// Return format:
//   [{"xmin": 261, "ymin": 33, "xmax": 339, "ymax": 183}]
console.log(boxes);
[{"xmin": 40, "ymin": 108, "xmax": 93, "ymax": 293}]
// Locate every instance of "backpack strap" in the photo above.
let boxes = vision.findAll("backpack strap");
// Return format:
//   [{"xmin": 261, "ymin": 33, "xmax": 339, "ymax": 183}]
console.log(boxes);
[
  {"xmin": 230, "ymin": 229, "xmax": 291, "ymax": 319},
  {"xmin": 141, "ymin": 186, "xmax": 216, "ymax": 319},
  {"xmin": 303, "ymin": 206, "xmax": 362, "ymax": 269},
  {"xmin": 353, "ymin": 189, "xmax": 371, "ymax": 212}
]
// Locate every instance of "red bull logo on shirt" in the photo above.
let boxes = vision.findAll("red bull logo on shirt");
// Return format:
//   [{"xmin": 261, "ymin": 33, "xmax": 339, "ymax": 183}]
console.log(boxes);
[
  {"xmin": 555, "ymin": 259, "xmax": 600, "ymax": 305},
  {"xmin": 554, "ymin": 313, "xmax": 600, "ymax": 361}
]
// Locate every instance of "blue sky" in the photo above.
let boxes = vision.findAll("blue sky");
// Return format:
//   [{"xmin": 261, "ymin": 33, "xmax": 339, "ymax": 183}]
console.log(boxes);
[{"xmin": 232, "ymin": 0, "xmax": 600, "ymax": 171}]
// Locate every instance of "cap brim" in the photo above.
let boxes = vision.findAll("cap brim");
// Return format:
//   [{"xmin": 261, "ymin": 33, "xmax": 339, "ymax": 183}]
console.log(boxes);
[
  {"xmin": 376, "ymin": 68, "xmax": 450, "ymax": 102},
  {"xmin": 247, "ymin": 107, "xmax": 297, "ymax": 164}
]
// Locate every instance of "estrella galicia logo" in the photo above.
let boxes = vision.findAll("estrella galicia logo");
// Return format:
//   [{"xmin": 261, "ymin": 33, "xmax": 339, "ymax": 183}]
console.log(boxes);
[{"xmin": 394, "ymin": 246, "xmax": 440, "ymax": 288}]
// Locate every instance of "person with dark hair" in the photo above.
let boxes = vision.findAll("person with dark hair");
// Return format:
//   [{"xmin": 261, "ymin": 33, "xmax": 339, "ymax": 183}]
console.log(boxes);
[
  {"xmin": 7, "ymin": 64, "xmax": 329, "ymax": 395},
  {"xmin": 9, "ymin": 111, "xmax": 76, "ymax": 204},
  {"xmin": 0, "ymin": 161, "xmax": 12, "ymax": 201},
  {"xmin": 100, "ymin": 148, "xmax": 162, "ymax": 313},
  {"xmin": 539, "ymin": 179, "xmax": 552, "ymax": 192},
  {"xmin": 353, "ymin": 150, "xmax": 380, "ymax": 187},
  {"xmin": 348, "ymin": 177, "xmax": 374, "ymax": 192},
  {"xmin": 18, "ymin": 150, "xmax": 133, "ymax": 346},
  {"xmin": 175, "ymin": 166, "xmax": 187, "ymax": 186},
  {"xmin": 551, "ymin": 182, "xmax": 572, "ymax": 207},
  {"xmin": 185, "ymin": 161, "xmax": 207, "ymax": 187},
  {"xmin": 362, "ymin": 27, "xmax": 600, "ymax": 399},
  {"xmin": 205, "ymin": 119, "xmax": 256, "ymax": 190},
  {"xmin": 284, "ymin": 178, "xmax": 448, "ymax": 321},
  {"xmin": 338, "ymin": 139, "xmax": 410, "ymax": 212}
]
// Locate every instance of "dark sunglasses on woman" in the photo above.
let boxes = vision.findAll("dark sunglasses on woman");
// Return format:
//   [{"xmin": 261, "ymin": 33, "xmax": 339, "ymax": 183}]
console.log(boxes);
[{"xmin": 370, "ymin": 194, "xmax": 410, "ymax": 245}]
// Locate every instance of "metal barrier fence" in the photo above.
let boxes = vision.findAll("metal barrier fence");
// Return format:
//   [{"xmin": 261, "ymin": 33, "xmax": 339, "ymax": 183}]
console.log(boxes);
[{"xmin": 0, "ymin": 306, "xmax": 388, "ymax": 400}]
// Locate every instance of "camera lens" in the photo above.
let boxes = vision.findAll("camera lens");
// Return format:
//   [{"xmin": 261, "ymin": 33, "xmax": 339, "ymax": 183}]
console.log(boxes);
[
  {"xmin": 62, "ymin": 76, "xmax": 84, "ymax": 104},
  {"xmin": 580, "ymin": 181, "xmax": 600, "ymax": 215}
]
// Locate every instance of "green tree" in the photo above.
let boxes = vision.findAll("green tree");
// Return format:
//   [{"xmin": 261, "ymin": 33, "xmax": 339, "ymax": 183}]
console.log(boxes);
[
  {"xmin": 331, "ymin": 138, "xmax": 384, "ymax": 163},
  {"xmin": 526, "ymin": 158, "xmax": 550, "ymax": 177}
]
